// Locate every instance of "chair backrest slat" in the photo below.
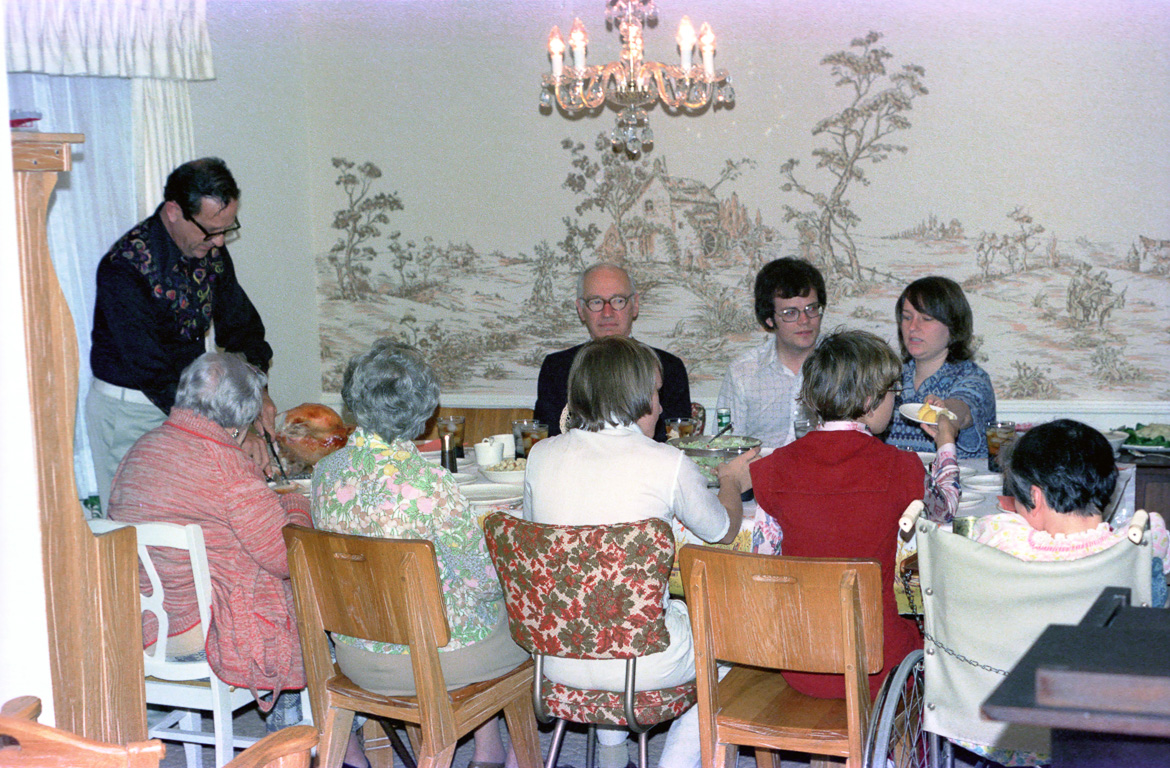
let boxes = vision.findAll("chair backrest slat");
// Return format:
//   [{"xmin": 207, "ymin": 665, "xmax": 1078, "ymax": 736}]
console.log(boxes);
[
  {"xmin": 282, "ymin": 525, "xmax": 449, "ymax": 648},
  {"xmin": 88, "ymin": 519, "xmax": 212, "ymax": 673},
  {"xmin": 679, "ymin": 546, "xmax": 884, "ymax": 674},
  {"xmin": 483, "ymin": 512, "xmax": 675, "ymax": 660}
]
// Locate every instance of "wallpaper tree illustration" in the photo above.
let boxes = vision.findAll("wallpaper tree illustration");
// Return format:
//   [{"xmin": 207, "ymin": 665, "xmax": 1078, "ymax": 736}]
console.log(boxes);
[
  {"xmin": 780, "ymin": 31, "xmax": 928, "ymax": 285},
  {"xmin": 327, "ymin": 158, "xmax": 403, "ymax": 300}
]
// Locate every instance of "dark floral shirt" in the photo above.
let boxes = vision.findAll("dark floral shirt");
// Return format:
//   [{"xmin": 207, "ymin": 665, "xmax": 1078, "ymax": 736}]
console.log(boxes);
[{"xmin": 90, "ymin": 208, "xmax": 271, "ymax": 411}]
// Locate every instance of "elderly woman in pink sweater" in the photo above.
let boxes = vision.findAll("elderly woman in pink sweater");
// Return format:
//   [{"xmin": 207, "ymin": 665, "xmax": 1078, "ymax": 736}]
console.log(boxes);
[{"xmin": 108, "ymin": 352, "xmax": 311, "ymax": 730}]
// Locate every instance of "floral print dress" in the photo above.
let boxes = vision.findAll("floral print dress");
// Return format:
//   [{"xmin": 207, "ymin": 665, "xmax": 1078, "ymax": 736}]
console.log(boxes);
[{"xmin": 311, "ymin": 428, "xmax": 503, "ymax": 655}]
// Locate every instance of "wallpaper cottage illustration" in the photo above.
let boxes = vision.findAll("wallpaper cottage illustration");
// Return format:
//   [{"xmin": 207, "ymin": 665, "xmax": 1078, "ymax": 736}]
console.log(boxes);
[{"xmin": 317, "ymin": 31, "xmax": 1170, "ymax": 408}]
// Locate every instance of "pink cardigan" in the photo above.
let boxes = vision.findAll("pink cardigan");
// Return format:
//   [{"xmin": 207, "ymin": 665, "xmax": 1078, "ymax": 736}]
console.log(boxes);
[{"xmin": 108, "ymin": 408, "xmax": 312, "ymax": 701}]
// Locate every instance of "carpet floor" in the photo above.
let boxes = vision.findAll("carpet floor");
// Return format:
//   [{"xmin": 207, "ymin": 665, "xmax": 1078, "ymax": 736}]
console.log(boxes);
[{"xmin": 152, "ymin": 704, "xmax": 823, "ymax": 768}]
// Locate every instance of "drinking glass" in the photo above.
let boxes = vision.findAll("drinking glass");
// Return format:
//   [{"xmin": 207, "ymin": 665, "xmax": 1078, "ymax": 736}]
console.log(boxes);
[
  {"xmin": 520, "ymin": 422, "xmax": 549, "ymax": 456},
  {"xmin": 665, "ymin": 418, "xmax": 696, "ymax": 441},
  {"xmin": 437, "ymin": 415, "xmax": 465, "ymax": 458},
  {"xmin": 513, "ymin": 419, "xmax": 539, "ymax": 458},
  {"xmin": 986, "ymin": 421, "xmax": 1016, "ymax": 472}
]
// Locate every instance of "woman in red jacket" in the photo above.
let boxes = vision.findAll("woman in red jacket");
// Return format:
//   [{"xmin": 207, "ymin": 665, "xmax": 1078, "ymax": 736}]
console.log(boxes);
[
  {"xmin": 109, "ymin": 352, "xmax": 311, "ymax": 730},
  {"xmin": 750, "ymin": 329, "xmax": 957, "ymax": 699}
]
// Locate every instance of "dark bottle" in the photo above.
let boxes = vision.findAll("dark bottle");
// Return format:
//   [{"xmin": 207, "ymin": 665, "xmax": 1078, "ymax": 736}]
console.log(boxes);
[{"xmin": 441, "ymin": 432, "xmax": 459, "ymax": 473}]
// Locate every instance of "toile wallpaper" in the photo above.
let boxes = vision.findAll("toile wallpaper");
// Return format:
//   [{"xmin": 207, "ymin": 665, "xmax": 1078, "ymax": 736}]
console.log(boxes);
[{"xmin": 311, "ymin": 27, "xmax": 1169, "ymax": 406}]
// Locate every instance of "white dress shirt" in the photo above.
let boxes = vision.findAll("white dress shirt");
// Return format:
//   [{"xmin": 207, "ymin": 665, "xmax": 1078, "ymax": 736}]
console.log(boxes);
[{"xmin": 717, "ymin": 337, "xmax": 802, "ymax": 450}]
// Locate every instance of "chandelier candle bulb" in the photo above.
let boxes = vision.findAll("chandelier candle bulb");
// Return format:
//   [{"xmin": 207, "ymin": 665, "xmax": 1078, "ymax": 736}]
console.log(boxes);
[
  {"xmin": 539, "ymin": 0, "xmax": 733, "ymax": 157},
  {"xmin": 677, "ymin": 16, "xmax": 696, "ymax": 72},
  {"xmin": 569, "ymin": 18, "xmax": 588, "ymax": 70},
  {"xmin": 548, "ymin": 27, "xmax": 565, "ymax": 78},
  {"xmin": 699, "ymin": 22, "xmax": 715, "ymax": 78}
]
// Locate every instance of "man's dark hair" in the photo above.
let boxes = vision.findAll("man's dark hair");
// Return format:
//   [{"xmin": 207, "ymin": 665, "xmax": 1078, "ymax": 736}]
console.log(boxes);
[
  {"xmin": 753, "ymin": 257, "xmax": 827, "ymax": 328},
  {"xmin": 1004, "ymin": 419, "xmax": 1117, "ymax": 517},
  {"xmin": 163, "ymin": 157, "xmax": 240, "ymax": 219}
]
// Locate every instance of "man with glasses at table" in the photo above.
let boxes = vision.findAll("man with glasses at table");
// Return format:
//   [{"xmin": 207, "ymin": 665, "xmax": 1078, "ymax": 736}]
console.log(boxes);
[
  {"xmin": 87, "ymin": 157, "xmax": 275, "ymax": 507},
  {"xmin": 717, "ymin": 257, "xmax": 827, "ymax": 450},
  {"xmin": 534, "ymin": 263, "xmax": 692, "ymax": 441}
]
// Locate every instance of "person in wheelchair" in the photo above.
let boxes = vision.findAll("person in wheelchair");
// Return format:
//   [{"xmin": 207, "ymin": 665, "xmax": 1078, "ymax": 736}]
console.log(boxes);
[{"xmin": 973, "ymin": 418, "xmax": 1169, "ymax": 604}]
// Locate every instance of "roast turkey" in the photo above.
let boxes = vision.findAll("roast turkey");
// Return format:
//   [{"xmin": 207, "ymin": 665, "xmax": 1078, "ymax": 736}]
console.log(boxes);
[{"xmin": 275, "ymin": 403, "xmax": 352, "ymax": 468}]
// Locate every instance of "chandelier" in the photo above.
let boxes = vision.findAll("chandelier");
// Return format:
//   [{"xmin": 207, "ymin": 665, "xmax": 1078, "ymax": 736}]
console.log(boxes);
[{"xmin": 539, "ymin": 0, "xmax": 734, "ymax": 158}]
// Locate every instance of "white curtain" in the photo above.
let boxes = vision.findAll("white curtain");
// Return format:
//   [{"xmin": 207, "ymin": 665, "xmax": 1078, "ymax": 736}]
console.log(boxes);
[
  {"xmin": 7, "ymin": 0, "xmax": 212, "ymax": 503},
  {"xmin": 133, "ymin": 77, "xmax": 195, "ymax": 217},
  {"xmin": 8, "ymin": 73, "xmax": 135, "ymax": 500},
  {"xmin": 7, "ymin": 0, "xmax": 214, "ymax": 81}
]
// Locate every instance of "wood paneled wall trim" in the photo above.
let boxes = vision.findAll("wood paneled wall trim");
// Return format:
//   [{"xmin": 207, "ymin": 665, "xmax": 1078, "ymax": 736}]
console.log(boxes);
[
  {"xmin": 420, "ymin": 407, "xmax": 534, "ymax": 444},
  {"xmin": 13, "ymin": 132, "xmax": 147, "ymax": 742}
]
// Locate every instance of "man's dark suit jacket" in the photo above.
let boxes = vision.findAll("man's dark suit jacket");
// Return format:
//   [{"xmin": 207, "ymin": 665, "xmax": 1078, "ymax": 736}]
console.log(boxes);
[{"xmin": 533, "ymin": 342, "xmax": 692, "ymax": 442}]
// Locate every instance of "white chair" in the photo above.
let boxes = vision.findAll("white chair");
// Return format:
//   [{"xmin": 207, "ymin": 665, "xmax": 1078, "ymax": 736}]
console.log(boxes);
[{"xmin": 89, "ymin": 518, "xmax": 260, "ymax": 768}]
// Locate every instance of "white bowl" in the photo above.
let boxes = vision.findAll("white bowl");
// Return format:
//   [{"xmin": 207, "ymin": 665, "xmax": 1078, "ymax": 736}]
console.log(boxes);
[
  {"xmin": 1101, "ymin": 430, "xmax": 1127, "ymax": 455},
  {"xmin": 480, "ymin": 468, "xmax": 526, "ymax": 484}
]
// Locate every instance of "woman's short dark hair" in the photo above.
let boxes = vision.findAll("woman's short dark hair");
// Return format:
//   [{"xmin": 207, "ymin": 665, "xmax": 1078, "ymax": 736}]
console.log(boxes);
[
  {"xmin": 800, "ymin": 329, "xmax": 901, "ymax": 422},
  {"xmin": 567, "ymin": 337, "xmax": 662, "ymax": 432},
  {"xmin": 754, "ymin": 257, "xmax": 826, "ymax": 328},
  {"xmin": 1004, "ymin": 419, "xmax": 1117, "ymax": 517},
  {"xmin": 342, "ymin": 339, "xmax": 440, "ymax": 442},
  {"xmin": 164, "ymin": 157, "xmax": 240, "ymax": 219},
  {"xmin": 895, "ymin": 276, "xmax": 974, "ymax": 362},
  {"xmin": 174, "ymin": 352, "xmax": 266, "ymax": 429}
]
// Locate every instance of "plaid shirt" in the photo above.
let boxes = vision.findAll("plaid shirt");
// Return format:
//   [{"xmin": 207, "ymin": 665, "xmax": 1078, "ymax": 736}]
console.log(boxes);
[{"xmin": 717, "ymin": 338, "xmax": 802, "ymax": 450}]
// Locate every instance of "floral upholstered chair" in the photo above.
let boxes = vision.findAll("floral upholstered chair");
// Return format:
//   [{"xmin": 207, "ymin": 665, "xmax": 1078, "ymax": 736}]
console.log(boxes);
[{"xmin": 482, "ymin": 512, "xmax": 697, "ymax": 768}]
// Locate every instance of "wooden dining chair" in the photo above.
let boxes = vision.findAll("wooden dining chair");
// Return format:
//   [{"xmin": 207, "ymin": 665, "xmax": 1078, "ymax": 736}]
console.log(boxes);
[
  {"xmin": 0, "ymin": 699, "xmax": 313, "ymax": 768},
  {"xmin": 282, "ymin": 524, "xmax": 542, "ymax": 768},
  {"xmin": 0, "ymin": 697, "xmax": 42, "ymax": 721},
  {"xmin": 0, "ymin": 712, "xmax": 166, "ymax": 768},
  {"xmin": 679, "ymin": 546, "xmax": 885, "ymax": 768}
]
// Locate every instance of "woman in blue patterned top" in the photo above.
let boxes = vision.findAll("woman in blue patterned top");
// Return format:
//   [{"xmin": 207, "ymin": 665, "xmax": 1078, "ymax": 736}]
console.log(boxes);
[
  {"xmin": 886, "ymin": 276, "xmax": 997, "ymax": 458},
  {"xmin": 312, "ymin": 339, "xmax": 529, "ymax": 768}
]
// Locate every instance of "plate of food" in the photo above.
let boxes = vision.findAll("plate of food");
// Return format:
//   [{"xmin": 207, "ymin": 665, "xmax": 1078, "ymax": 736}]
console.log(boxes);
[
  {"xmin": 480, "ymin": 458, "xmax": 527, "ymax": 484},
  {"xmin": 899, "ymin": 403, "xmax": 957, "ymax": 425},
  {"xmin": 1120, "ymin": 423, "xmax": 1170, "ymax": 452},
  {"xmin": 461, "ymin": 483, "xmax": 523, "ymax": 506}
]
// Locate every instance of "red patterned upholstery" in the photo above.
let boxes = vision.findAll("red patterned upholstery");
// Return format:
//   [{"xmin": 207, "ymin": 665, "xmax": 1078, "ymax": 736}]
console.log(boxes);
[
  {"xmin": 540, "ymin": 677, "xmax": 697, "ymax": 727},
  {"xmin": 483, "ymin": 512, "xmax": 696, "ymax": 729},
  {"xmin": 484, "ymin": 513, "xmax": 673, "ymax": 659}
]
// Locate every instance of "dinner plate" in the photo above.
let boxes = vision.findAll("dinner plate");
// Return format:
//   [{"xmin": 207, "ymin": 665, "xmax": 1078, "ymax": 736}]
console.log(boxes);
[
  {"xmin": 957, "ymin": 492, "xmax": 985, "ymax": 509},
  {"xmin": 958, "ymin": 466, "xmax": 977, "ymax": 479},
  {"xmin": 1122, "ymin": 442, "xmax": 1170, "ymax": 454},
  {"xmin": 898, "ymin": 403, "xmax": 957, "ymax": 425},
  {"xmin": 268, "ymin": 478, "xmax": 311, "ymax": 495},
  {"xmin": 447, "ymin": 471, "xmax": 477, "ymax": 485},
  {"xmin": 461, "ymin": 483, "xmax": 523, "ymax": 506}
]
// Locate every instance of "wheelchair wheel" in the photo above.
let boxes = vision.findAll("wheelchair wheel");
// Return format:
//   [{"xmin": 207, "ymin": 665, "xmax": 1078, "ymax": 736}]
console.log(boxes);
[{"xmin": 865, "ymin": 650, "xmax": 930, "ymax": 768}]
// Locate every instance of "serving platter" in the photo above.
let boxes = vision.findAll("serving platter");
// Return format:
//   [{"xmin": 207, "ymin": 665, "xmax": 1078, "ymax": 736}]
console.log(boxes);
[{"xmin": 1122, "ymin": 442, "xmax": 1170, "ymax": 454}]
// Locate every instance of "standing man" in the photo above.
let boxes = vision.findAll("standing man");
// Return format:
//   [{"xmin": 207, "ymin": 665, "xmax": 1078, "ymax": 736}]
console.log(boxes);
[
  {"xmin": 717, "ymin": 257, "xmax": 826, "ymax": 450},
  {"xmin": 87, "ymin": 157, "xmax": 274, "ymax": 506},
  {"xmin": 534, "ymin": 263, "xmax": 691, "ymax": 441}
]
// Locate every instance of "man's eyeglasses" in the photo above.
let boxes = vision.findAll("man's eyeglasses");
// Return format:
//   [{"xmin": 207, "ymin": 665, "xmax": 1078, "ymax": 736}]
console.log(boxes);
[
  {"xmin": 775, "ymin": 303, "xmax": 824, "ymax": 323},
  {"xmin": 581, "ymin": 294, "xmax": 633, "ymax": 313},
  {"xmin": 186, "ymin": 213, "xmax": 242, "ymax": 242}
]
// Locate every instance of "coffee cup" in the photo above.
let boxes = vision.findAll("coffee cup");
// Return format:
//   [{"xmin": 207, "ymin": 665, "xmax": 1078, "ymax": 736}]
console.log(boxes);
[
  {"xmin": 489, "ymin": 433, "xmax": 516, "ymax": 460},
  {"xmin": 474, "ymin": 439, "xmax": 504, "ymax": 467}
]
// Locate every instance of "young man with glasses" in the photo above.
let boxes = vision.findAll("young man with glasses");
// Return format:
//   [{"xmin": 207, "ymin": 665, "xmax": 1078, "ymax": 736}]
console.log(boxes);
[
  {"xmin": 534, "ymin": 263, "xmax": 692, "ymax": 441},
  {"xmin": 87, "ymin": 157, "xmax": 274, "ymax": 507},
  {"xmin": 717, "ymin": 257, "xmax": 827, "ymax": 450}
]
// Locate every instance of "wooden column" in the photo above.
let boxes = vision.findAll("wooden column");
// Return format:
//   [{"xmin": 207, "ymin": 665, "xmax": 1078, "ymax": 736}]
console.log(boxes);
[{"xmin": 12, "ymin": 132, "xmax": 147, "ymax": 742}]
